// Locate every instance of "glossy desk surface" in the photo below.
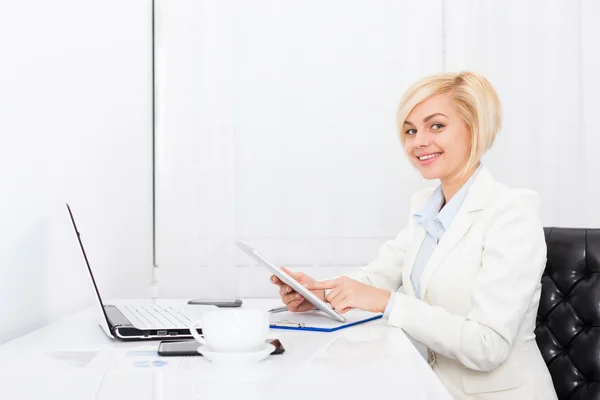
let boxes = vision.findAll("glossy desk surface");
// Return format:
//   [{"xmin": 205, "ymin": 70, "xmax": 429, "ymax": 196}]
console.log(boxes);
[{"xmin": 0, "ymin": 299, "xmax": 451, "ymax": 400}]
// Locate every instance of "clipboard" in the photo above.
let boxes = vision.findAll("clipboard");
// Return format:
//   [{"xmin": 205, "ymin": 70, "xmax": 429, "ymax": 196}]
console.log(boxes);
[{"xmin": 269, "ymin": 309, "xmax": 383, "ymax": 332}]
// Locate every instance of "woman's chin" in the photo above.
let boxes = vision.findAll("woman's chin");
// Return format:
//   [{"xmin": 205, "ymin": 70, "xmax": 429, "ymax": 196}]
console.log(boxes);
[
  {"xmin": 416, "ymin": 166, "xmax": 443, "ymax": 180},
  {"xmin": 412, "ymin": 157, "xmax": 446, "ymax": 179}
]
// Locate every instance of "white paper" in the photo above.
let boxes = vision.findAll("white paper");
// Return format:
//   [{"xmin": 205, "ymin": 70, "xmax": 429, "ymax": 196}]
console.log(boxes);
[{"xmin": 0, "ymin": 346, "xmax": 207, "ymax": 374}]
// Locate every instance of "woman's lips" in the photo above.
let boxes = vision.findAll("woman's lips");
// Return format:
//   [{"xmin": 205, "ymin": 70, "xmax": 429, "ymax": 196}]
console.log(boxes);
[{"xmin": 416, "ymin": 152, "xmax": 442, "ymax": 166}]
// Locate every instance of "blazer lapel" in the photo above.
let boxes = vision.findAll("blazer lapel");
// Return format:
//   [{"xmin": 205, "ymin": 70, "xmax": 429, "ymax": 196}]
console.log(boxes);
[
  {"xmin": 418, "ymin": 208, "xmax": 476, "ymax": 300},
  {"xmin": 417, "ymin": 165, "xmax": 495, "ymax": 300},
  {"xmin": 402, "ymin": 224, "xmax": 427, "ymax": 298}
]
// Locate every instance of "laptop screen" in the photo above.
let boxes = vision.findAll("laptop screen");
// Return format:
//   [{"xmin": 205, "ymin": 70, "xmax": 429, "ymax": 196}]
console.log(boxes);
[{"xmin": 65, "ymin": 203, "xmax": 113, "ymax": 334}]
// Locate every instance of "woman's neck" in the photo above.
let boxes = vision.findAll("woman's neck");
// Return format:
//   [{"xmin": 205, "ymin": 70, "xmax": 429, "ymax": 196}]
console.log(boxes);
[{"xmin": 440, "ymin": 162, "xmax": 480, "ymax": 204}]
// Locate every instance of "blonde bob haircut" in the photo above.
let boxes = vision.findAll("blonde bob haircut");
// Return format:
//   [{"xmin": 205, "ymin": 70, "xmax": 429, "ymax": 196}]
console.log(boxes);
[{"xmin": 396, "ymin": 71, "xmax": 502, "ymax": 178}]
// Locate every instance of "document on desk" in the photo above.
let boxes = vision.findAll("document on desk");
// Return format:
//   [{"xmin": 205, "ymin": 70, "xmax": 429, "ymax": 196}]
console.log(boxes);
[
  {"xmin": 270, "ymin": 309, "xmax": 382, "ymax": 332},
  {"xmin": 4, "ymin": 346, "xmax": 206, "ymax": 374},
  {"xmin": 86, "ymin": 347, "xmax": 205, "ymax": 372}
]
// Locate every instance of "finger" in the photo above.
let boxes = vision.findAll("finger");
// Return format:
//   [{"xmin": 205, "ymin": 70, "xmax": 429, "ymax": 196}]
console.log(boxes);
[
  {"xmin": 281, "ymin": 292, "xmax": 294, "ymax": 303},
  {"xmin": 295, "ymin": 301, "xmax": 315, "ymax": 312},
  {"xmin": 281, "ymin": 266, "xmax": 305, "ymax": 281},
  {"xmin": 325, "ymin": 285, "xmax": 343, "ymax": 304},
  {"xmin": 274, "ymin": 282, "xmax": 286, "ymax": 291},
  {"xmin": 333, "ymin": 301, "xmax": 351, "ymax": 313},
  {"xmin": 271, "ymin": 278, "xmax": 287, "ymax": 292},
  {"xmin": 279, "ymin": 286, "xmax": 292, "ymax": 297},
  {"xmin": 279, "ymin": 285, "xmax": 296, "ymax": 297},
  {"xmin": 333, "ymin": 298, "xmax": 353, "ymax": 314},
  {"xmin": 330, "ymin": 293, "xmax": 349, "ymax": 312},
  {"xmin": 270, "ymin": 275, "xmax": 281, "ymax": 284},
  {"xmin": 304, "ymin": 277, "xmax": 344, "ymax": 291},
  {"xmin": 278, "ymin": 285, "xmax": 292, "ymax": 296},
  {"xmin": 286, "ymin": 298, "xmax": 304, "ymax": 312},
  {"xmin": 282, "ymin": 292, "xmax": 302, "ymax": 305}
]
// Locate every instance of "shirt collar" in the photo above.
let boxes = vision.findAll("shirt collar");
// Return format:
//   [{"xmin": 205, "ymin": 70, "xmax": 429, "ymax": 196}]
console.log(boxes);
[{"xmin": 413, "ymin": 163, "xmax": 483, "ymax": 230}]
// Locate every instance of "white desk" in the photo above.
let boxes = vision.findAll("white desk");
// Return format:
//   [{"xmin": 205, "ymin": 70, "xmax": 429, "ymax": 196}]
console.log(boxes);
[{"xmin": 0, "ymin": 299, "xmax": 451, "ymax": 400}]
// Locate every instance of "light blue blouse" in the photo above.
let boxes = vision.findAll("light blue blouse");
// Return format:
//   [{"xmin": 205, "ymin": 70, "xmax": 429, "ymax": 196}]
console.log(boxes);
[{"xmin": 383, "ymin": 163, "xmax": 482, "ymax": 317}]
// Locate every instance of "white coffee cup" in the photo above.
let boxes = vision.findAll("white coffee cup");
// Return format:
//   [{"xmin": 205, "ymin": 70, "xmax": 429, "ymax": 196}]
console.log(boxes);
[{"xmin": 189, "ymin": 309, "xmax": 269, "ymax": 353}]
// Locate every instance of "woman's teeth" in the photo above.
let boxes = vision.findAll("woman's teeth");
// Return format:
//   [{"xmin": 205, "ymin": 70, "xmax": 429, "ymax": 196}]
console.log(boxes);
[{"xmin": 418, "ymin": 153, "xmax": 442, "ymax": 161}]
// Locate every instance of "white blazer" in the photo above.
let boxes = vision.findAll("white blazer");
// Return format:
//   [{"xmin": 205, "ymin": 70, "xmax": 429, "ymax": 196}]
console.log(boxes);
[{"xmin": 346, "ymin": 165, "xmax": 558, "ymax": 400}]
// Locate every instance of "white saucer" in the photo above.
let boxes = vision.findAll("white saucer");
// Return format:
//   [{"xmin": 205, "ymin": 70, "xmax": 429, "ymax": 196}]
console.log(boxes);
[{"xmin": 197, "ymin": 343, "xmax": 276, "ymax": 364}]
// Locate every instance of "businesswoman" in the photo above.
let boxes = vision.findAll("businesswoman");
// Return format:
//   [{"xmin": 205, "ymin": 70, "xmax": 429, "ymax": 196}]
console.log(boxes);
[{"xmin": 271, "ymin": 71, "xmax": 557, "ymax": 399}]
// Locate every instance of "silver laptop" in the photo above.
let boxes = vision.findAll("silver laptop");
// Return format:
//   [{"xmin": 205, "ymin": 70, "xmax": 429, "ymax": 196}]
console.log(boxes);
[{"xmin": 66, "ymin": 203, "xmax": 204, "ymax": 340}]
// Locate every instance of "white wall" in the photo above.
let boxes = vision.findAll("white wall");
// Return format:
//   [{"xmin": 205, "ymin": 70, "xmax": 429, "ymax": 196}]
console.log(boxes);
[
  {"xmin": 154, "ymin": 0, "xmax": 600, "ymax": 299},
  {"xmin": 444, "ymin": 0, "xmax": 600, "ymax": 228},
  {"xmin": 154, "ymin": 0, "xmax": 444, "ymax": 297},
  {"xmin": 0, "ymin": 0, "xmax": 153, "ymax": 344}
]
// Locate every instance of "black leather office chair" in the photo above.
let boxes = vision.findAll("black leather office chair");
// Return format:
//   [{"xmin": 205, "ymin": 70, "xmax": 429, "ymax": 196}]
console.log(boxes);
[{"xmin": 536, "ymin": 228, "xmax": 600, "ymax": 400}]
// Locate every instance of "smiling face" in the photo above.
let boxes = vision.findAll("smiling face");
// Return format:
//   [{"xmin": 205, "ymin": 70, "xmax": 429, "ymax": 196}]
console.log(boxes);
[{"xmin": 402, "ymin": 92, "xmax": 472, "ymax": 182}]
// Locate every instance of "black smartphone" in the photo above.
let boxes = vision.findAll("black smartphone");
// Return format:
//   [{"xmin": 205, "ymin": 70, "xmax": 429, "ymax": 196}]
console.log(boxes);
[{"xmin": 158, "ymin": 338, "xmax": 285, "ymax": 357}]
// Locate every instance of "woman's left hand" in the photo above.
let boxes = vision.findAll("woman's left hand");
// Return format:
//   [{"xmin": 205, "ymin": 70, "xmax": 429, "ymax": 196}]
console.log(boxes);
[{"xmin": 304, "ymin": 277, "xmax": 391, "ymax": 314}]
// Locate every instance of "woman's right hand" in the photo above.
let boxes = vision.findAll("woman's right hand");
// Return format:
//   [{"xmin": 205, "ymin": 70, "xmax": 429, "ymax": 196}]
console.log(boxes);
[{"xmin": 270, "ymin": 267, "xmax": 325, "ymax": 312}]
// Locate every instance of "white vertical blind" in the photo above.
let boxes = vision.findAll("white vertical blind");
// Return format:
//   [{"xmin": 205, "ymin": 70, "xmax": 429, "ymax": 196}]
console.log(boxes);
[
  {"xmin": 155, "ymin": 0, "xmax": 236, "ymax": 296},
  {"xmin": 445, "ymin": 0, "xmax": 599, "ymax": 228},
  {"xmin": 581, "ymin": 0, "xmax": 600, "ymax": 225},
  {"xmin": 155, "ymin": 0, "xmax": 443, "ymax": 296},
  {"xmin": 155, "ymin": 0, "xmax": 600, "ymax": 297}
]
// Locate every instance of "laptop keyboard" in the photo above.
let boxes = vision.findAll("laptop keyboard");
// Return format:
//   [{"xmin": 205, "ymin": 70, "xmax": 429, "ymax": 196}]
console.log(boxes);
[{"xmin": 119, "ymin": 304, "xmax": 192, "ymax": 329}]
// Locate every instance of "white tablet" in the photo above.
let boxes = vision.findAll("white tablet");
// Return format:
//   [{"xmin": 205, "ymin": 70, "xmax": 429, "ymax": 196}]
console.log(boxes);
[{"xmin": 235, "ymin": 240, "xmax": 346, "ymax": 323}]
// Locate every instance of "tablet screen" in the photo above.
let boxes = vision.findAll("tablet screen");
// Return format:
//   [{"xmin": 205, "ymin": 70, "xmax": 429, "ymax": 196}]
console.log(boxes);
[{"xmin": 235, "ymin": 240, "xmax": 346, "ymax": 322}]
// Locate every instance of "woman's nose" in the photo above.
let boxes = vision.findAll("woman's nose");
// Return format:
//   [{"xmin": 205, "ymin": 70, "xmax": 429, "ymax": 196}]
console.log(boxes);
[{"xmin": 413, "ymin": 132, "xmax": 430, "ymax": 148}]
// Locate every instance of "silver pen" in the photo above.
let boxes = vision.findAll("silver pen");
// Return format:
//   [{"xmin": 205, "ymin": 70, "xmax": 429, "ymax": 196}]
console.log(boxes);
[{"xmin": 268, "ymin": 306, "xmax": 288, "ymax": 313}]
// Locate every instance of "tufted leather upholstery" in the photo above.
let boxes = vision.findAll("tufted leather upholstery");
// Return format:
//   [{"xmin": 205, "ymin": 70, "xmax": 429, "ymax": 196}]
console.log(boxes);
[{"xmin": 536, "ymin": 228, "xmax": 600, "ymax": 400}]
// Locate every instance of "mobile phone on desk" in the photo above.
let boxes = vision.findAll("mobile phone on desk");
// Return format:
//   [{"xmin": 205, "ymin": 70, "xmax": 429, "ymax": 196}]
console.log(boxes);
[
  {"xmin": 187, "ymin": 298, "xmax": 243, "ymax": 307},
  {"xmin": 158, "ymin": 339, "xmax": 285, "ymax": 357}
]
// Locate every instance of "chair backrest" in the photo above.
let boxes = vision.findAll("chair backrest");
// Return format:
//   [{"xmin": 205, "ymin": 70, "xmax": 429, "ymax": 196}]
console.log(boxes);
[{"xmin": 536, "ymin": 227, "xmax": 600, "ymax": 399}]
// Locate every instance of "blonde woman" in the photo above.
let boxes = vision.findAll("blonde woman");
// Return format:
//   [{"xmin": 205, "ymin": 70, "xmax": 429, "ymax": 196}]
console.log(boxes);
[{"xmin": 271, "ymin": 72, "xmax": 558, "ymax": 399}]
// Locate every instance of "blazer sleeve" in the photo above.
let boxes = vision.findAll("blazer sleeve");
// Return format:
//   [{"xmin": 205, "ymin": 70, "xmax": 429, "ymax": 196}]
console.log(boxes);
[
  {"xmin": 343, "ymin": 190, "xmax": 427, "ymax": 292},
  {"xmin": 386, "ymin": 189, "xmax": 546, "ymax": 372}
]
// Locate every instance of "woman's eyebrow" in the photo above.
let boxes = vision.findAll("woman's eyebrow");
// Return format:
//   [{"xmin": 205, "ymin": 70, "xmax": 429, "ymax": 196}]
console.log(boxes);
[
  {"xmin": 423, "ymin": 113, "xmax": 448, "ymax": 123},
  {"xmin": 404, "ymin": 113, "xmax": 448, "ymax": 126}
]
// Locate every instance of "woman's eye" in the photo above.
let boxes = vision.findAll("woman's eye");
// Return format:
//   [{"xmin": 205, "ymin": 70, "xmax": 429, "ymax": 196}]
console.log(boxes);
[
  {"xmin": 405, "ymin": 128, "xmax": 417, "ymax": 135},
  {"xmin": 431, "ymin": 123, "xmax": 445, "ymax": 130}
]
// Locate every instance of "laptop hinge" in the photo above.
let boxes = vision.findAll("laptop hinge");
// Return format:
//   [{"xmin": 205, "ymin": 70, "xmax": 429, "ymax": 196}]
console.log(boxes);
[{"xmin": 104, "ymin": 305, "xmax": 135, "ymax": 330}]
